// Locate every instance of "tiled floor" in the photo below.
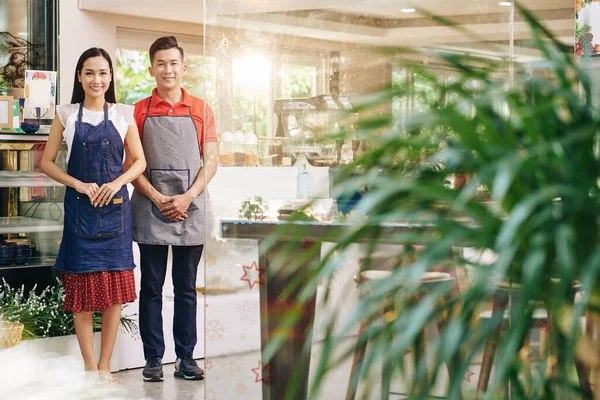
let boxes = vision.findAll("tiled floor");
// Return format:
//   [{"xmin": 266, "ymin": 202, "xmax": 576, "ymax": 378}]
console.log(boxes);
[
  {"xmin": 114, "ymin": 344, "xmax": 357, "ymax": 400},
  {"xmin": 2, "ymin": 335, "xmax": 495, "ymax": 400},
  {"xmin": 112, "ymin": 337, "xmax": 485, "ymax": 400},
  {"xmin": 113, "ymin": 336, "xmax": 380, "ymax": 400}
]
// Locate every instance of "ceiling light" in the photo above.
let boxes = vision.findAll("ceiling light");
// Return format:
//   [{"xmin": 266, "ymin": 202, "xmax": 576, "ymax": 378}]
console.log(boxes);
[
  {"xmin": 400, "ymin": 8, "xmax": 416, "ymax": 13},
  {"xmin": 499, "ymin": 1, "xmax": 512, "ymax": 6}
]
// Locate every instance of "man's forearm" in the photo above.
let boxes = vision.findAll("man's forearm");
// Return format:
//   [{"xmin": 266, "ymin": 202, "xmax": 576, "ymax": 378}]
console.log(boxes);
[
  {"xmin": 132, "ymin": 174, "xmax": 162, "ymax": 204},
  {"xmin": 186, "ymin": 163, "xmax": 217, "ymax": 200}
]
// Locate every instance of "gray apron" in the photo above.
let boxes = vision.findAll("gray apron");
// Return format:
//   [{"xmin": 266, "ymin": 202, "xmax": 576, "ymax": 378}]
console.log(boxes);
[{"xmin": 131, "ymin": 95, "xmax": 206, "ymax": 245}]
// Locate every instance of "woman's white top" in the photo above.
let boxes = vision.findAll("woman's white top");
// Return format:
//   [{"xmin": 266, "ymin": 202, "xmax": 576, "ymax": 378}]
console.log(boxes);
[{"xmin": 56, "ymin": 103, "xmax": 134, "ymax": 163}]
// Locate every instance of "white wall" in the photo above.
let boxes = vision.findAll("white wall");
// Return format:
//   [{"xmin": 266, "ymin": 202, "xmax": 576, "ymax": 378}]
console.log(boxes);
[{"xmin": 59, "ymin": 0, "xmax": 117, "ymax": 103}]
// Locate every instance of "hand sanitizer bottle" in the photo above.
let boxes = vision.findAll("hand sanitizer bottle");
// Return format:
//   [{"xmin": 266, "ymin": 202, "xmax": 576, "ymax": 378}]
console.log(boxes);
[{"xmin": 297, "ymin": 164, "xmax": 311, "ymax": 199}]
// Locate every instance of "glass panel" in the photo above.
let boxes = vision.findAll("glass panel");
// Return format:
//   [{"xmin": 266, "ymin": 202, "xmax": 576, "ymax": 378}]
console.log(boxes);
[
  {"xmin": 0, "ymin": 139, "xmax": 67, "ymax": 293},
  {"xmin": 202, "ymin": 1, "xmax": 516, "ymax": 399},
  {"xmin": 0, "ymin": 0, "xmax": 59, "ymax": 293}
]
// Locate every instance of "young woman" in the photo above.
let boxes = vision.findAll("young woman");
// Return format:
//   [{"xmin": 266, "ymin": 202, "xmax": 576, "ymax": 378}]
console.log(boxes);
[{"xmin": 41, "ymin": 48, "xmax": 146, "ymax": 383}]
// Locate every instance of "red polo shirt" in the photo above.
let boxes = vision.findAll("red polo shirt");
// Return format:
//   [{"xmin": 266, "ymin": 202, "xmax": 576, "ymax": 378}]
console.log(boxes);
[{"xmin": 133, "ymin": 87, "xmax": 217, "ymax": 156}]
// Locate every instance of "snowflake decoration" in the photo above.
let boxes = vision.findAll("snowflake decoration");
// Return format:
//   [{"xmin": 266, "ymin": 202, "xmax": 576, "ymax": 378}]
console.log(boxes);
[
  {"xmin": 206, "ymin": 254, "xmax": 218, "ymax": 266},
  {"xmin": 236, "ymin": 383, "xmax": 248, "ymax": 395},
  {"xmin": 207, "ymin": 319, "xmax": 226, "ymax": 341},
  {"xmin": 206, "ymin": 388, "xmax": 217, "ymax": 400},
  {"xmin": 217, "ymin": 358, "xmax": 238, "ymax": 374},
  {"xmin": 204, "ymin": 360, "xmax": 214, "ymax": 370},
  {"xmin": 236, "ymin": 300, "xmax": 260, "ymax": 324}
]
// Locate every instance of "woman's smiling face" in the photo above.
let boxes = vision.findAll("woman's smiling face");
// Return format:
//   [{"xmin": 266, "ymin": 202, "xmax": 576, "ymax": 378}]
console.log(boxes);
[{"xmin": 78, "ymin": 56, "xmax": 112, "ymax": 100}]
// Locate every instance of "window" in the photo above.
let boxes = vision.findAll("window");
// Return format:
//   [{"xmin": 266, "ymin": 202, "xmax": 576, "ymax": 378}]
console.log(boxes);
[
  {"xmin": 115, "ymin": 49, "xmax": 154, "ymax": 105},
  {"xmin": 280, "ymin": 64, "xmax": 316, "ymax": 98},
  {"xmin": 116, "ymin": 29, "xmax": 326, "ymax": 137},
  {"xmin": 232, "ymin": 55, "xmax": 271, "ymax": 136}
]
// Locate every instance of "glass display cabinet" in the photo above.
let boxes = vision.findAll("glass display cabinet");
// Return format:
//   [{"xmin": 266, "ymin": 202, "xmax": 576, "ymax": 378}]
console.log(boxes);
[{"xmin": 0, "ymin": 133, "xmax": 65, "ymax": 292}]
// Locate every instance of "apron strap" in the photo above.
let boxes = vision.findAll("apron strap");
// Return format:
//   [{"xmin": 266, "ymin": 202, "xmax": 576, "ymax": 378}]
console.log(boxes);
[
  {"xmin": 77, "ymin": 102, "xmax": 109, "ymax": 123},
  {"xmin": 77, "ymin": 102, "xmax": 84, "ymax": 123},
  {"xmin": 145, "ymin": 93, "xmax": 153, "ymax": 115},
  {"xmin": 103, "ymin": 102, "xmax": 109, "ymax": 122},
  {"xmin": 141, "ymin": 93, "xmax": 153, "ymax": 135}
]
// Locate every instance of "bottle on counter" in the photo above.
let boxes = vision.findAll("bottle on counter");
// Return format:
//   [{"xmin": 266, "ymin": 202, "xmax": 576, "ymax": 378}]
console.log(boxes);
[
  {"xmin": 244, "ymin": 132, "xmax": 258, "ymax": 167},
  {"xmin": 219, "ymin": 130, "xmax": 235, "ymax": 166},
  {"xmin": 297, "ymin": 164, "xmax": 311, "ymax": 199},
  {"xmin": 233, "ymin": 130, "xmax": 246, "ymax": 167}
]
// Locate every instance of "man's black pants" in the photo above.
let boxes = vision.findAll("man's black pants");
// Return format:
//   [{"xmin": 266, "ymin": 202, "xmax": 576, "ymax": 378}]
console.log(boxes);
[{"xmin": 138, "ymin": 244, "xmax": 204, "ymax": 360}]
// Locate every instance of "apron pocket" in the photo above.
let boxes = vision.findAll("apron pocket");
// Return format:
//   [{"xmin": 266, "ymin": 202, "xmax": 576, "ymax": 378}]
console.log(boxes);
[
  {"xmin": 150, "ymin": 169, "xmax": 190, "ymax": 223},
  {"xmin": 75, "ymin": 196, "xmax": 124, "ymax": 238},
  {"xmin": 84, "ymin": 140, "xmax": 110, "ymax": 178}
]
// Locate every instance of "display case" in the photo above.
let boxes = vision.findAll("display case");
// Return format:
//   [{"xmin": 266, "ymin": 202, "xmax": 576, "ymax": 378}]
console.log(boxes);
[
  {"xmin": 0, "ymin": 133, "xmax": 65, "ymax": 292},
  {"xmin": 273, "ymin": 95, "xmax": 358, "ymax": 167}
]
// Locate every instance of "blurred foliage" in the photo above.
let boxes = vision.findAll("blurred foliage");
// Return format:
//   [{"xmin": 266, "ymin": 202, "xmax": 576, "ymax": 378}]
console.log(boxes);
[{"xmin": 267, "ymin": 4, "xmax": 600, "ymax": 400}]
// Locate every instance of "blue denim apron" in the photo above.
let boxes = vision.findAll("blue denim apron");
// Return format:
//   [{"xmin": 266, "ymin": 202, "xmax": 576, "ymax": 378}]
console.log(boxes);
[{"xmin": 54, "ymin": 102, "xmax": 135, "ymax": 274}]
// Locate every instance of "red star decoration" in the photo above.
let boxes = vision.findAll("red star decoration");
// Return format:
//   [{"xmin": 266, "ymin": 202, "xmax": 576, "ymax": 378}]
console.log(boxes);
[
  {"xmin": 205, "ymin": 360, "xmax": 213, "ymax": 370},
  {"xmin": 251, "ymin": 360, "xmax": 271, "ymax": 386},
  {"xmin": 463, "ymin": 369, "xmax": 475, "ymax": 383},
  {"xmin": 240, "ymin": 261, "xmax": 265, "ymax": 289}
]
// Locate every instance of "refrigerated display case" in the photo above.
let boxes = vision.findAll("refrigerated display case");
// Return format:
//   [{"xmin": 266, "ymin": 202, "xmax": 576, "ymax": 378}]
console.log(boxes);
[{"xmin": 0, "ymin": 133, "xmax": 65, "ymax": 292}]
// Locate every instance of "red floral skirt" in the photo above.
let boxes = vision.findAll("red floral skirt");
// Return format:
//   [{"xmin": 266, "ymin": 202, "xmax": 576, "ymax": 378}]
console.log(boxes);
[{"xmin": 61, "ymin": 270, "xmax": 137, "ymax": 313}]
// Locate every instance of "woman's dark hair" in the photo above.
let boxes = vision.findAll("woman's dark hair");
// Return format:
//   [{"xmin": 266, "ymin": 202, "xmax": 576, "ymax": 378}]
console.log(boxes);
[
  {"xmin": 149, "ymin": 36, "xmax": 184, "ymax": 64},
  {"xmin": 70, "ymin": 47, "xmax": 116, "ymax": 104}
]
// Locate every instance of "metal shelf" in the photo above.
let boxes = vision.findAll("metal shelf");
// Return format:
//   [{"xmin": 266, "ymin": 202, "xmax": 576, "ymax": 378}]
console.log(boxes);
[
  {"xmin": 0, "ymin": 216, "xmax": 63, "ymax": 234},
  {"xmin": 0, "ymin": 133, "xmax": 49, "ymax": 141},
  {"xmin": 0, "ymin": 258, "xmax": 56, "ymax": 270},
  {"xmin": 0, "ymin": 171, "xmax": 63, "ymax": 187}
]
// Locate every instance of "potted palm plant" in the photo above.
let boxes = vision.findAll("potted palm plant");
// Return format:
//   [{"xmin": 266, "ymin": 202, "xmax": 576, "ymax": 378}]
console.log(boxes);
[{"xmin": 266, "ymin": 4, "xmax": 600, "ymax": 400}]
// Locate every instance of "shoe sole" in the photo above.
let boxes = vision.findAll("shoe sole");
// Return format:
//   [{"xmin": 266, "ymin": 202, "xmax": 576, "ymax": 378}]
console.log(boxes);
[
  {"xmin": 143, "ymin": 374, "xmax": 164, "ymax": 382},
  {"xmin": 174, "ymin": 371, "xmax": 204, "ymax": 381}
]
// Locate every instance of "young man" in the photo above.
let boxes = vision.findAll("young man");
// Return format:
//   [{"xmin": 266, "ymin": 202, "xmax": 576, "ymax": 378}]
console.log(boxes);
[{"xmin": 130, "ymin": 36, "xmax": 218, "ymax": 382}]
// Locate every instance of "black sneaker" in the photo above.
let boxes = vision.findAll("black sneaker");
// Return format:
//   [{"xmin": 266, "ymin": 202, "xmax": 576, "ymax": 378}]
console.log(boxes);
[
  {"xmin": 142, "ymin": 356, "xmax": 164, "ymax": 382},
  {"xmin": 174, "ymin": 355, "xmax": 205, "ymax": 380}
]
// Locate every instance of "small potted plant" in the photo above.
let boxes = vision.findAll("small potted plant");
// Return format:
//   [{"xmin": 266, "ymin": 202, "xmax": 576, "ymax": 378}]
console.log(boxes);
[{"xmin": 239, "ymin": 195, "xmax": 267, "ymax": 220}]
